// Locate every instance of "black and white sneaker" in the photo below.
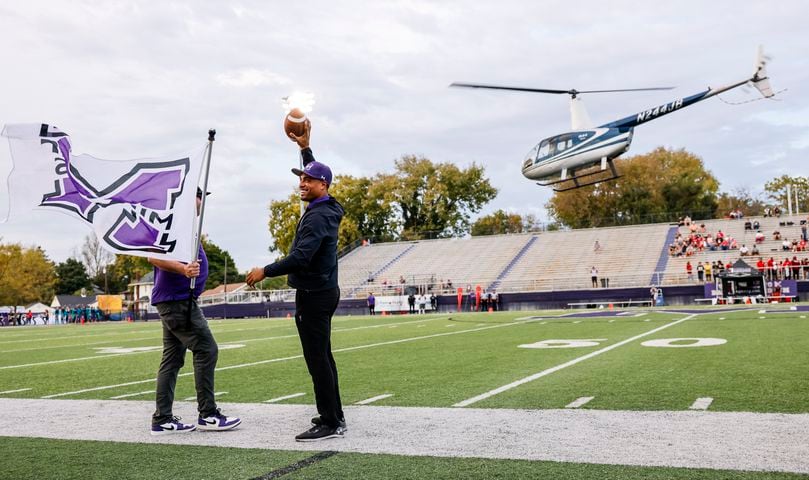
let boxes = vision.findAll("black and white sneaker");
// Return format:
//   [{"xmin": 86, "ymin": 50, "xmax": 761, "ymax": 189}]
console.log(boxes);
[
  {"xmin": 151, "ymin": 416, "xmax": 196, "ymax": 436},
  {"xmin": 295, "ymin": 424, "xmax": 345, "ymax": 442},
  {"xmin": 198, "ymin": 408, "xmax": 241, "ymax": 431},
  {"xmin": 310, "ymin": 415, "xmax": 347, "ymax": 431}
]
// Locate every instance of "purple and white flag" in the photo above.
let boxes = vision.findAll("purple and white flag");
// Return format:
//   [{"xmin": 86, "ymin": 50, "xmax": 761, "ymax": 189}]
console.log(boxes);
[{"xmin": 1, "ymin": 124, "xmax": 205, "ymax": 262}]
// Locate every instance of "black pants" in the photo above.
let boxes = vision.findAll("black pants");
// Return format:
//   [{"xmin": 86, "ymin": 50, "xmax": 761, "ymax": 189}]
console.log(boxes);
[
  {"xmin": 153, "ymin": 299, "xmax": 219, "ymax": 424},
  {"xmin": 296, "ymin": 287, "xmax": 344, "ymax": 427},
  {"xmin": 369, "ymin": 305, "xmax": 375, "ymax": 315}
]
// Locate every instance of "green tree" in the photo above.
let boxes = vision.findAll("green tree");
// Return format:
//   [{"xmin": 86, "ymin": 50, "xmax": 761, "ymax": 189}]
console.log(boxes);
[
  {"xmin": 764, "ymin": 175, "xmax": 809, "ymax": 212},
  {"xmin": 0, "ymin": 243, "xmax": 56, "ymax": 305},
  {"xmin": 546, "ymin": 147, "xmax": 719, "ymax": 228},
  {"xmin": 55, "ymin": 257, "xmax": 91, "ymax": 295},
  {"xmin": 386, "ymin": 155, "xmax": 497, "ymax": 239},
  {"xmin": 266, "ymin": 155, "xmax": 498, "ymax": 252},
  {"xmin": 104, "ymin": 255, "xmax": 152, "ymax": 294},
  {"xmin": 471, "ymin": 210, "xmax": 537, "ymax": 236},
  {"xmin": 201, "ymin": 235, "xmax": 242, "ymax": 289}
]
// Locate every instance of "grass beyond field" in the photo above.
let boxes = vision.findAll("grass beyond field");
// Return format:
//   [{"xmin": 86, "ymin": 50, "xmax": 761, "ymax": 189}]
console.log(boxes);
[{"xmin": 1, "ymin": 307, "xmax": 807, "ymax": 479}]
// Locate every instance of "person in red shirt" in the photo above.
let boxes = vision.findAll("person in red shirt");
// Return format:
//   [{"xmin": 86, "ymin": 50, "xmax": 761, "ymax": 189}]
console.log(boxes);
[
  {"xmin": 767, "ymin": 257, "xmax": 775, "ymax": 280},
  {"xmin": 756, "ymin": 258, "xmax": 765, "ymax": 273},
  {"xmin": 686, "ymin": 261, "xmax": 693, "ymax": 281},
  {"xmin": 781, "ymin": 258, "xmax": 791, "ymax": 279},
  {"xmin": 792, "ymin": 256, "xmax": 801, "ymax": 280}
]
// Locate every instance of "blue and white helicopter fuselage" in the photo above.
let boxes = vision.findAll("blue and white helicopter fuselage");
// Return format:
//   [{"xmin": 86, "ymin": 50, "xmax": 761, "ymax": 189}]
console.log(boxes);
[{"xmin": 452, "ymin": 47, "xmax": 775, "ymax": 191}]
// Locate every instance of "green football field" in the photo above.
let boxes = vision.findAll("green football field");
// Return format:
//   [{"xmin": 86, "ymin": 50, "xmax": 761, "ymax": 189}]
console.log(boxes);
[{"xmin": 0, "ymin": 307, "xmax": 807, "ymax": 479}]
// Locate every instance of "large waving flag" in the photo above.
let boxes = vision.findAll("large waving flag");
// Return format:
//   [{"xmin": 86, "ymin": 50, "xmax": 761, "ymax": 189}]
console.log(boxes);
[{"xmin": 1, "ymin": 124, "xmax": 205, "ymax": 262}]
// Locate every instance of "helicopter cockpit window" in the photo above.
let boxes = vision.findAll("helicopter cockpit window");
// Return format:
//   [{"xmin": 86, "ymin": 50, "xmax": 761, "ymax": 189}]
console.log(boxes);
[
  {"xmin": 537, "ymin": 140, "xmax": 550, "ymax": 159},
  {"xmin": 524, "ymin": 144, "xmax": 539, "ymax": 163},
  {"xmin": 555, "ymin": 136, "xmax": 572, "ymax": 152}
]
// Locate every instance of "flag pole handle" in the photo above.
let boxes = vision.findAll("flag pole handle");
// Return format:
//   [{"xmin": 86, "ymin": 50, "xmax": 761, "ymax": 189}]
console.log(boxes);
[{"xmin": 189, "ymin": 129, "xmax": 215, "ymax": 293}]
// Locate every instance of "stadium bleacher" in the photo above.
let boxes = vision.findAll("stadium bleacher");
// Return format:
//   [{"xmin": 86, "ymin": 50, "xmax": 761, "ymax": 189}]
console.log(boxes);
[{"xmin": 338, "ymin": 215, "xmax": 809, "ymax": 298}]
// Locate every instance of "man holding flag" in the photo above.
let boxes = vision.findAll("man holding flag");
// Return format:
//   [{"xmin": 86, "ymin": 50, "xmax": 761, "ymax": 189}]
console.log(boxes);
[
  {"xmin": 148, "ymin": 187, "xmax": 241, "ymax": 435},
  {"xmin": 1, "ymin": 124, "xmax": 240, "ymax": 435}
]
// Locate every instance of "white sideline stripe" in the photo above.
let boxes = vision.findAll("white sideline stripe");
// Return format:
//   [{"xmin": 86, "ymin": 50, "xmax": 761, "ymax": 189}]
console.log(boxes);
[
  {"xmin": 454, "ymin": 315, "xmax": 697, "ymax": 407},
  {"xmin": 690, "ymin": 397, "xmax": 714, "ymax": 410},
  {"xmin": 0, "ymin": 388, "xmax": 31, "ymax": 395},
  {"xmin": 355, "ymin": 394, "xmax": 393, "ymax": 405},
  {"xmin": 110, "ymin": 390, "xmax": 153, "ymax": 399},
  {"xmin": 608, "ymin": 320, "xmax": 616, "ymax": 323},
  {"xmin": 566, "ymin": 396, "xmax": 594, "ymax": 408},
  {"xmin": 183, "ymin": 391, "xmax": 228, "ymax": 402},
  {"xmin": 264, "ymin": 392, "xmax": 306, "ymax": 403},
  {"xmin": 573, "ymin": 320, "xmax": 582, "ymax": 324},
  {"xmin": 0, "ymin": 352, "xmax": 144, "ymax": 370},
  {"xmin": 42, "ymin": 320, "xmax": 528, "ymax": 399},
  {"xmin": 635, "ymin": 313, "xmax": 647, "ymax": 317}
]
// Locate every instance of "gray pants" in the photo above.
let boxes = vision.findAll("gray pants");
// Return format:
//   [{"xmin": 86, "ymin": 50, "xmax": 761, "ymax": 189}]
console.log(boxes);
[{"xmin": 152, "ymin": 299, "xmax": 218, "ymax": 425}]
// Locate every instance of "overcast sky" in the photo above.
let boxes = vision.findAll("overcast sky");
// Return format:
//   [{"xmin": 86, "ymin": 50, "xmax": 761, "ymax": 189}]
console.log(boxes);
[{"xmin": 1, "ymin": 1, "xmax": 807, "ymax": 272}]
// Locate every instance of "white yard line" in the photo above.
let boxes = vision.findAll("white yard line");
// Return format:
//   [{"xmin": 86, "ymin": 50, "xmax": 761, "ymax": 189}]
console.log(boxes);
[
  {"xmin": 565, "ymin": 396, "xmax": 594, "ymax": 408},
  {"xmin": 110, "ymin": 390, "xmax": 153, "ymax": 400},
  {"xmin": 43, "ymin": 320, "xmax": 530, "ymax": 399},
  {"xmin": 355, "ymin": 394, "xmax": 393, "ymax": 405},
  {"xmin": 2, "ymin": 399, "xmax": 807, "ymax": 474},
  {"xmin": 690, "ymin": 397, "xmax": 714, "ymax": 410},
  {"xmin": 0, "ymin": 388, "xmax": 31, "ymax": 395},
  {"xmin": 264, "ymin": 393, "xmax": 306, "ymax": 403},
  {"xmin": 454, "ymin": 315, "xmax": 697, "ymax": 407}
]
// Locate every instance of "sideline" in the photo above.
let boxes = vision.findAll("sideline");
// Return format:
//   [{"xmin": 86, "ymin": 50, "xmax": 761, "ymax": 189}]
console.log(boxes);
[{"xmin": 1, "ymin": 398, "xmax": 806, "ymax": 474}]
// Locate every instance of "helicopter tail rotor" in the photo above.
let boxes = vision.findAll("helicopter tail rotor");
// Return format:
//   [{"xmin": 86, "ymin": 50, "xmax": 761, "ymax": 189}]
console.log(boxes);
[{"xmin": 751, "ymin": 46, "xmax": 774, "ymax": 98}]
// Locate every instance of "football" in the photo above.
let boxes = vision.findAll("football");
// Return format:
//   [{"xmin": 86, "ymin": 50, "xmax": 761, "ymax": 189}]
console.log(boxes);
[{"xmin": 284, "ymin": 108, "xmax": 307, "ymax": 139}]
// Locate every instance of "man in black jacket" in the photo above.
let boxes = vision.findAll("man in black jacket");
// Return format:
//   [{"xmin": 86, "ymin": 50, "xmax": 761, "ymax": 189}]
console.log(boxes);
[{"xmin": 246, "ymin": 119, "xmax": 346, "ymax": 442}]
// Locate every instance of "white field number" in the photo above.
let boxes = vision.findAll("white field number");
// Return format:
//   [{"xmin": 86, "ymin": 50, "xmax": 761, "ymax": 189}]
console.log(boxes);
[{"xmin": 519, "ymin": 339, "xmax": 607, "ymax": 349}]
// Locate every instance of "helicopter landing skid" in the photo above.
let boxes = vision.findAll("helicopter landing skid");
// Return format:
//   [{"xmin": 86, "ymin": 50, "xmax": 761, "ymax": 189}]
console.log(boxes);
[{"xmin": 537, "ymin": 161, "xmax": 621, "ymax": 192}]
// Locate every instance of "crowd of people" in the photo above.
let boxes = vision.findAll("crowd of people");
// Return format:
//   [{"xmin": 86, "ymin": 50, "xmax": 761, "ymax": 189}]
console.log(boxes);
[
  {"xmin": 685, "ymin": 256, "xmax": 809, "ymax": 282},
  {"xmin": 0, "ymin": 305, "xmax": 105, "ymax": 326}
]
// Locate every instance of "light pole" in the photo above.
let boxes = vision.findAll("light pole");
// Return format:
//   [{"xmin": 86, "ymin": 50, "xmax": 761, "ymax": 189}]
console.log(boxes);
[{"xmin": 282, "ymin": 92, "xmax": 315, "ymax": 216}]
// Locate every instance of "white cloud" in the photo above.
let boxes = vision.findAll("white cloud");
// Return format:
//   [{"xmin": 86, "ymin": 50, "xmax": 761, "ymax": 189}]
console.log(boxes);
[{"xmin": 216, "ymin": 69, "xmax": 292, "ymax": 88}]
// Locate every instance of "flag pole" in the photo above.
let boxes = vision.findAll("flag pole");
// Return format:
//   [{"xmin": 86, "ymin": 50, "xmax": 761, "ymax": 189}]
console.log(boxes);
[{"xmin": 189, "ymin": 129, "xmax": 215, "ymax": 306}]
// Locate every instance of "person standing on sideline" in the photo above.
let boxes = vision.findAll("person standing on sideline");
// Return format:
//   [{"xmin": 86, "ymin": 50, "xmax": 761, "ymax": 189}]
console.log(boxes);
[
  {"xmin": 418, "ymin": 293, "xmax": 427, "ymax": 314},
  {"xmin": 149, "ymin": 187, "xmax": 241, "ymax": 436},
  {"xmin": 367, "ymin": 292, "xmax": 375, "ymax": 316},
  {"xmin": 590, "ymin": 266, "xmax": 599, "ymax": 288},
  {"xmin": 246, "ymin": 119, "xmax": 346, "ymax": 442},
  {"xmin": 408, "ymin": 292, "xmax": 416, "ymax": 314}
]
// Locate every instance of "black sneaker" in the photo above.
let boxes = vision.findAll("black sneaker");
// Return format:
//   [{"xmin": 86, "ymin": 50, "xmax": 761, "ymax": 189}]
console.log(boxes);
[
  {"xmin": 295, "ymin": 424, "xmax": 345, "ymax": 442},
  {"xmin": 310, "ymin": 415, "xmax": 347, "ymax": 431}
]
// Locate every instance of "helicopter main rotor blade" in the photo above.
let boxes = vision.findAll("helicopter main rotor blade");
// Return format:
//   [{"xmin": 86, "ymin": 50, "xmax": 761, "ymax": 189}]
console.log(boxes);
[
  {"xmin": 450, "ymin": 83, "xmax": 675, "ymax": 95},
  {"xmin": 449, "ymin": 83, "xmax": 570, "ymax": 94},
  {"xmin": 575, "ymin": 87, "xmax": 675, "ymax": 93}
]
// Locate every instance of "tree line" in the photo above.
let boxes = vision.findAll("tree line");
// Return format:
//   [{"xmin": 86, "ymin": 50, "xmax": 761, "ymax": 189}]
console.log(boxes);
[{"xmin": 0, "ymin": 234, "xmax": 241, "ymax": 306}]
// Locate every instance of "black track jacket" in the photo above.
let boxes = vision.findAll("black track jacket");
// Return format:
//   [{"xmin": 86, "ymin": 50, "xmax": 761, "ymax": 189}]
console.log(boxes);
[{"xmin": 263, "ymin": 149, "xmax": 344, "ymax": 291}]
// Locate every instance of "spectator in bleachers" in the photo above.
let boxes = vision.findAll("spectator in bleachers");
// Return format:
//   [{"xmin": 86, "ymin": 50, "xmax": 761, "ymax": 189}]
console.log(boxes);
[
  {"xmin": 697, "ymin": 261, "xmax": 705, "ymax": 282},
  {"xmin": 798, "ymin": 239, "xmax": 807, "ymax": 252},
  {"xmin": 446, "ymin": 279, "xmax": 453, "ymax": 290},
  {"xmin": 756, "ymin": 257, "xmax": 766, "ymax": 273},
  {"xmin": 752, "ymin": 220, "xmax": 760, "ymax": 230},
  {"xmin": 781, "ymin": 258, "xmax": 791, "ymax": 279},
  {"xmin": 590, "ymin": 266, "xmax": 599, "ymax": 288},
  {"xmin": 704, "ymin": 261, "xmax": 712, "ymax": 282},
  {"xmin": 593, "ymin": 240, "xmax": 602, "ymax": 253},
  {"xmin": 767, "ymin": 257, "xmax": 775, "ymax": 280},
  {"xmin": 773, "ymin": 230, "xmax": 781, "ymax": 241},
  {"xmin": 803, "ymin": 258, "xmax": 809, "ymax": 279},
  {"xmin": 686, "ymin": 261, "xmax": 693, "ymax": 281},
  {"xmin": 367, "ymin": 292, "xmax": 375, "ymax": 316},
  {"xmin": 763, "ymin": 207, "xmax": 771, "ymax": 217},
  {"xmin": 755, "ymin": 231, "xmax": 765, "ymax": 244},
  {"xmin": 744, "ymin": 220, "xmax": 752, "ymax": 231},
  {"xmin": 739, "ymin": 244, "xmax": 749, "ymax": 256},
  {"xmin": 751, "ymin": 244, "xmax": 760, "ymax": 256},
  {"xmin": 792, "ymin": 256, "xmax": 801, "ymax": 280},
  {"xmin": 774, "ymin": 206, "xmax": 782, "ymax": 217},
  {"xmin": 782, "ymin": 239, "xmax": 791, "ymax": 251}
]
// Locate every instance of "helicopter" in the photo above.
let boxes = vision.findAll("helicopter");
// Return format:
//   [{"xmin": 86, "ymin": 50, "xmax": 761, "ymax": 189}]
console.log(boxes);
[{"xmin": 451, "ymin": 47, "xmax": 775, "ymax": 191}]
